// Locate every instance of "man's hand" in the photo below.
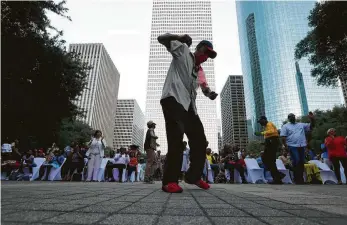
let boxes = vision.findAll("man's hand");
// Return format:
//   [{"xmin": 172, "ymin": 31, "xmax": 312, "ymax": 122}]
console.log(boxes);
[
  {"xmin": 209, "ymin": 91, "xmax": 218, "ymax": 100},
  {"xmin": 178, "ymin": 34, "xmax": 192, "ymax": 47},
  {"xmin": 254, "ymin": 132, "xmax": 262, "ymax": 136}
]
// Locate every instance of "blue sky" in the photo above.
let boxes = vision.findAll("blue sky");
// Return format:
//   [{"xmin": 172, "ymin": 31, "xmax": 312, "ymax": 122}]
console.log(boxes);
[{"xmin": 48, "ymin": 0, "xmax": 242, "ymax": 118}]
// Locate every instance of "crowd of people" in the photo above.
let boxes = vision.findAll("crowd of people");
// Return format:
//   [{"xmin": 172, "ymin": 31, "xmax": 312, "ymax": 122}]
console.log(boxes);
[
  {"xmin": 0, "ymin": 129, "xmax": 164, "ymax": 183},
  {"xmin": 2, "ymin": 114, "xmax": 346, "ymax": 186}
]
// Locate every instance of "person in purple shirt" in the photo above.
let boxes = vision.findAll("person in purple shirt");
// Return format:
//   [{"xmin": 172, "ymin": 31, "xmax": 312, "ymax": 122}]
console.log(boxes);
[{"xmin": 280, "ymin": 112, "xmax": 315, "ymax": 184}]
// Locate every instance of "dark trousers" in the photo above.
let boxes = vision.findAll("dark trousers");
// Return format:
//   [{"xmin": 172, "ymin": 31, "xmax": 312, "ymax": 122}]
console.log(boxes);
[
  {"xmin": 161, "ymin": 97, "xmax": 207, "ymax": 185},
  {"xmin": 263, "ymin": 137, "xmax": 282, "ymax": 181},
  {"xmin": 106, "ymin": 164, "xmax": 126, "ymax": 181},
  {"xmin": 127, "ymin": 166, "xmax": 137, "ymax": 178},
  {"xmin": 38, "ymin": 165, "xmax": 53, "ymax": 180},
  {"xmin": 331, "ymin": 157, "xmax": 347, "ymax": 182},
  {"xmin": 67, "ymin": 162, "xmax": 84, "ymax": 176},
  {"xmin": 210, "ymin": 164, "xmax": 220, "ymax": 178},
  {"xmin": 224, "ymin": 163, "xmax": 246, "ymax": 181}
]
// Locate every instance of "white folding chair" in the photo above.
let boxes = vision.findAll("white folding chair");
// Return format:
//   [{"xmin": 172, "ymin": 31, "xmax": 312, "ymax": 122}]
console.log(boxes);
[
  {"xmin": 341, "ymin": 162, "xmax": 346, "ymax": 184},
  {"xmin": 39, "ymin": 158, "xmax": 66, "ymax": 181},
  {"xmin": 205, "ymin": 160, "xmax": 214, "ymax": 183},
  {"xmin": 276, "ymin": 159, "xmax": 293, "ymax": 184},
  {"xmin": 309, "ymin": 160, "xmax": 337, "ymax": 184},
  {"xmin": 138, "ymin": 164, "xmax": 145, "ymax": 181},
  {"xmin": 244, "ymin": 158, "xmax": 267, "ymax": 184},
  {"xmin": 97, "ymin": 158, "xmax": 110, "ymax": 182},
  {"xmin": 30, "ymin": 158, "xmax": 45, "ymax": 181},
  {"xmin": 113, "ymin": 167, "xmax": 127, "ymax": 182}
]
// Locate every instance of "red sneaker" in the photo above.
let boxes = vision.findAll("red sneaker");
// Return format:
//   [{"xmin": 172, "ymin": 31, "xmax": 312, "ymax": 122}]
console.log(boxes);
[
  {"xmin": 162, "ymin": 182, "xmax": 183, "ymax": 193},
  {"xmin": 196, "ymin": 179, "xmax": 210, "ymax": 190}
]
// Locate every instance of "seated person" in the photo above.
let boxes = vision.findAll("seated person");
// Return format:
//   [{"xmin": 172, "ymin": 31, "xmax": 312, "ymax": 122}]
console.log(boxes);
[
  {"xmin": 127, "ymin": 151, "xmax": 138, "ymax": 181},
  {"xmin": 1, "ymin": 144, "xmax": 22, "ymax": 178},
  {"xmin": 303, "ymin": 148, "xmax": 322, "ymax": 184},
  {"xmin": 278, "ymin": 150, "xmax": 292, "ymax": 170},
  {"xmin": 20, "ymin": 150, "xmax": 36, "ymax": 174},
  {"xmin": 221, "ymin": 144, "xmax": 247, "ymax": 184},
  {"xmin": 256, "ymin": 151, "xmax": 264, "ymax": 168},
  {"xmin": 206, "ymin": 148, "xmax": 219, "ymax": 179},
  {"xmin": 35, "ymin": 149, "xmax": 65, "ymax": 181},
  {"xmin": 63, "ymin": 144, "xmax": 85, "ymax": 181},
  {"xmin": 106, "ymin": 147, "xmax": 129, "ymax": 182},
  {"xmin": 36, "ymin": 149, "xmax": 46, "ymax": 158}
]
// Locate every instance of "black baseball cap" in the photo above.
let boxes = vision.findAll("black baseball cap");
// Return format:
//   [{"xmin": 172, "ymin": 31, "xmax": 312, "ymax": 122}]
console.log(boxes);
[
  {"xmin": 197, "ymin": 40, "xmax": 217, "ymax": 59},
  {"xmin": 257, "ymin": 116, "xmax": 267, "ymax": 122}
]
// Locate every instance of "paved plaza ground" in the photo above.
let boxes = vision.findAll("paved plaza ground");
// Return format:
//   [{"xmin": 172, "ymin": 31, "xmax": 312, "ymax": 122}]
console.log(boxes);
[{"xmin": 1, "ymin": 181, "xmax": 347, "ymax": 225}]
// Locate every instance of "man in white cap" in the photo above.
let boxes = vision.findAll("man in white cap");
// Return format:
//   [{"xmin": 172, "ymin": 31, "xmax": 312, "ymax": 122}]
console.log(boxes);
[
  {"xmin": 157, "ymin": 33, "xmax": 218, "ymax": 193},
  {"xmin": 143, "ymin": 120, "xmax": 159, "ymax": 184}
]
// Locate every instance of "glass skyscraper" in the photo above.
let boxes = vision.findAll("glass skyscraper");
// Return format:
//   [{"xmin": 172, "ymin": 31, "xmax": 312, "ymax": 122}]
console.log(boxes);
[
  {"xmin": 236, "ymin": 1, "xmax": 343, "ymax": 137},
  {"xmin": 145, "ymin": 0, "xmax": 218, "ymax": 154}
]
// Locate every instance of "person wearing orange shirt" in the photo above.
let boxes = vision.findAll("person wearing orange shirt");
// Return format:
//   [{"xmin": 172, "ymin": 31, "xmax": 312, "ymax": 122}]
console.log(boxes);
[
  {"xmin": 325, "ymin": 128, "xmax": 347, "ymax": 185},
  {"xmin": 255, "ymin": 116, "xmax": 285, "ymax": 184}
]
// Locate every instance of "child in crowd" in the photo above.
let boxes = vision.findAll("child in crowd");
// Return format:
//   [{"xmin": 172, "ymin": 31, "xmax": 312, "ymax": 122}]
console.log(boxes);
[{"xmin": 127, "ymin": 151, "xmax": 138, "ymax": 181}]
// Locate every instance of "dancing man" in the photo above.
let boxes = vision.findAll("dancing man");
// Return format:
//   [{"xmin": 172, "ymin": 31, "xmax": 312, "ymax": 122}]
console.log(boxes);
[
  {"xmin": 255, "ymin": 116, "xmax": 285, "ymax": 184},
  {"xmin": 157, "ymin": 33, "xmax": 218, "ymax": 193}
]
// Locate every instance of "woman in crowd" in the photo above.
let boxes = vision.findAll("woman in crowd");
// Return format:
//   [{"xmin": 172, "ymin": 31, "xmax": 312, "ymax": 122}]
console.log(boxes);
[
  {"xmin": 63, "ymin": 144, "xmax": 85, "ymax": 181},
  {"xmin": 35, "ymin": 149, "xmax": 65, "ymax": 181},
  {"xmin": 303, "ymin": 148, "xmax": 322, "ymax": 184},
  {"xmin": 325, "ymin": 128, "xmax": 347, "ymax": 185},
  {"xmin": 221, "ymin": 144, "xmax": 247, "ymax": 184},
  {"xmin": 85, "ymin": 130, "xmax": 106, "ymax": 182}
]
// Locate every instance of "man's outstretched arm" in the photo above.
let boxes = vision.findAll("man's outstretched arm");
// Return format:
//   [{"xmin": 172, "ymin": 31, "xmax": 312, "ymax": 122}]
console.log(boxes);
[
  {"xmin": 157, "ymin": 33, "xmax": 182, "ymax": 49},
  {"xmin": 157, "ymin": 33, "xmax": 192, "ymax": 49}
]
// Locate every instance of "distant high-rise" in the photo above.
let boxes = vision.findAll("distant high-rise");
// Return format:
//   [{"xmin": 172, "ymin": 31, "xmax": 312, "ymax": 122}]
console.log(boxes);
[
  {"xmin": 69, "ymin": 43, "xmax": 120, "ymax": 145},
  {"xmin": 221, "ymin": 75, "xmax": 248, "ymax": 150},
  {"xmin": 113, "ymin": 99, "xmax": 145, "ymax": 152},
  {"xmin": 236, "ymin": 1, "xmax": 343, "ymax": 138},
  {"xmin": 145, "ymin": 0, "xmax": 218, "ymax": 153},
  {"xmin": 341, "ymin": 78, "xmax": 347, "ymax": 105}
]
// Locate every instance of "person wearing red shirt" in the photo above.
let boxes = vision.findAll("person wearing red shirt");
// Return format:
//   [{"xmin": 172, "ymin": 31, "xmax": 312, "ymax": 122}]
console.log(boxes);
[{"xmin": 324, "ymin": 128, "xmax": 347, "ymax": 185}]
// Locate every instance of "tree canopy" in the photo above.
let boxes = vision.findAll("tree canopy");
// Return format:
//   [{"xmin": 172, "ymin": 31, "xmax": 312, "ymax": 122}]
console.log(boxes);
[
  {"xmin": 1, "ymin": 1, "xmax": 89, "ymax": 147},
  {"xmin": 58, "ymin": 118, "xmax": 93, "ymax": 148},
  {"xmin": 246, "ymin": 140, "xmax": 264, "ymax": 157},
  {"xmin": 295, "ymin": 1, "xmax": 347, "ymax": 87}
]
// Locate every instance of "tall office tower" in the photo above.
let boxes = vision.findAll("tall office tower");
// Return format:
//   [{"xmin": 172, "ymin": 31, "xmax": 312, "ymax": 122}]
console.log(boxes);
[
  {"xmin": 217, "ymin": 119, "xmax": 223, "ymax": 152},
  {"xmin": 145, "ymin": 0, "xmax": 218, "ymax": 154},
  {"xmin": 221, "ymin": 75, "xmax": 248, "ymax": 150},
  {"xmin": 113, "ymin": 99, "xmax": 145, "ymax": 152},
  {"xmin": 69, "ymin": 43, "xmax": 120, "ymax": 145},
  {"xmin": 236, "ymin": 1, "xmax": 343, "ymax": 138}
]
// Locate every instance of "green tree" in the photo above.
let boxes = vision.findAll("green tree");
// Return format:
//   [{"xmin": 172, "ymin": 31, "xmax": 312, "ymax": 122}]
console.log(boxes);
[
  {"xmin": 58, "ymin": 119, "xmax": 93, "ymax": 147},
  {"xmin": 246, "ymin": 140, "xmax": 264, "ymax": 157},
  {"xmin": 1, "ymin": 1, "xmax": 89, "ymax": 147},
  {"xmin": 295, "ymin": 1, "xmax": 347, "ymax": 86}
]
